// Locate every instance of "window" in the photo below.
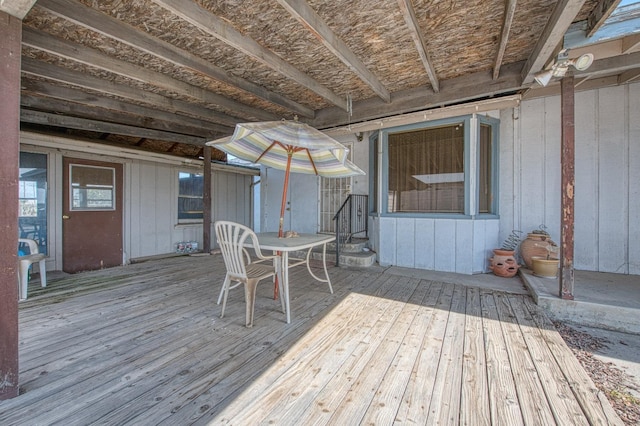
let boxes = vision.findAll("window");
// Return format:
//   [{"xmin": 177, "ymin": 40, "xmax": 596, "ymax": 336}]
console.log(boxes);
[
  {"xmin": 178, "ymin": 172, "xmax": 204, "ymax": 221},
  {"xmin": 478, "ymin": 123, "xmax": 494, "ymax": 213},
  {"xmin": 19, "ymin": 152, "xmax": 48, "ymax": 254},
  {"xmin": 388, "ymin": 123, "xmax": 465, "ymax": 213},
  {"xmin": 378, "ymin": 115, "xmax": 498, "ymax": 216},
  {"xmin": 70, "ymin": 165, "xmax": 115, "ymax": 210}
]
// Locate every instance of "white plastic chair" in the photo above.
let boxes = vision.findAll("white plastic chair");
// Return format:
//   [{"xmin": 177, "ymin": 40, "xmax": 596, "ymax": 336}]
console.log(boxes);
[
  {"xmin": 214, "ymin": 221, "xmax": 284, "ymax": 327},
  {"xmin": 18, "ymin": 238, "xmax": 47, "ymax": 300}
]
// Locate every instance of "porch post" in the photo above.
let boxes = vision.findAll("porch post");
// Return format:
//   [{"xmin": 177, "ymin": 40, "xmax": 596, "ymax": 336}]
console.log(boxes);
[
  {"xmin": 0, "ymin": 10, "xmax": 22, "ymax": 400},
  {"xmin": 202, "ymin": 146, "xmax": 212, "ymax": 254},
  {"xmin": 560, "ymin": 74, "xmax": 575, "ymax": 300}
]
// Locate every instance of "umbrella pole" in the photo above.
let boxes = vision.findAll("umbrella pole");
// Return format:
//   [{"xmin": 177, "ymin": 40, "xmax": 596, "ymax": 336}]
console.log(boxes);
[
  {"xmin": 274, "ymin": 151, "xmax": 293, "ymax": 300},
  {"xmin": 278, "ymin": 152, "xmax": 293, "ymax": 238}
]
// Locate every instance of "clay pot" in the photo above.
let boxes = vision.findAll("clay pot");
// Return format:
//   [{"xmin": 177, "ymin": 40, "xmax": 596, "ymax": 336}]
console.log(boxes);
[
  {"xmin": 489, "ymin": 249, "xmax": 519, "ymax": 278},
  {"xmin": 520, "ymin": 233, "xmax": 556, "ymax": 269},
  {"xmin": 532, "ymin": 256, "xmax": 559, "ymax": 278}
]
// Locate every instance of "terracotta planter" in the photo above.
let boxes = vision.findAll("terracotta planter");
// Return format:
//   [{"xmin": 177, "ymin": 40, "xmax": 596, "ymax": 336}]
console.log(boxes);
[
  {"xmin": 532, "ymin": 256, "xmax": 559, "ymax": 278},
  {"xmin": 520, "ymin": 233, "xmax": 556, "ymax": 269},
  {"xmin": 489, "ymin": 249, "xmax": 519, "ymax": 278}
]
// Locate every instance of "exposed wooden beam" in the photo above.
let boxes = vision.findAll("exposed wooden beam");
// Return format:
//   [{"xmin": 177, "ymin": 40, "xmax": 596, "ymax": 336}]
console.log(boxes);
[
  {"xmin": 618, "ymin": 68, "xmax": 640, "ymax": 83},
  {"xmin": 0, "ymin": 0, "xmax": 37, "ymax": 19},
  {"xmin": 0, "ymin": 9, "xmax": 21, "ymax": 401},
  {"xmin": 277, "ymin": 0, "xmax": 390, "ymax": 102},
  {"xmin": 21, "ymin": 109, "xmax": 208, "ymax": 146},
  {"xmin": 20, "ymin": 94, "xmax": 226, "ymax": 139},
  {"xmin": 152, "ymin": 0, "xmax": 348, "ymax": 111},
  {"xmin": 493, "ymin": 0, "xmax": 518, "ymax": 80},
  {"xmin": 575, "ymin": 50, "xmax": 640, "ymax": 77},
  {"xmin": 20, "ymin": 57, "xmax": 243, "ymax": 128},
  {"xmin": 622, "ymin": 33, "xmax": 640, "ymax": 53},
  {"xmin": 35, "ymin": 0, "xmax": 314, "ymax": 119},
  {"xmin": 22, "ymin": 27, "xmax": 279, "ymax": 123},
  {"xmin": 312, "ymin": 61, "xmax": 524, "ymax": 129},
  {"xmin": 21, "ymin": 79, "xmax": 232, "ymax": 135},
  {"xmin": 521, "ymin": 0, "xmax": 587, "ymax": 84},
  {"xmin": 586, "ymin": 0, "xmax": 621, "ymax": 38},
  {"xmin": 396, "ymin": 0, "xmax": 439, "ymax": 92},
  {"xmin": 202, "ymin": 146, "xmax": 212, "ymax": 254},
  {"xmin": 560, "ymin": 74, "xmax": 575, "ymax": 300}
]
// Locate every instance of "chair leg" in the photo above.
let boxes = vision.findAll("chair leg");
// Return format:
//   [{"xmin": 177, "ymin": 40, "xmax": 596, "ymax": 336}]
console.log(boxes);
[
  {"xmin": 38, "ymin": 259, "xmax": 47, "ymax": 288},
  {"xmin": 219, "ymin": 275, "xmax": 231, "ymax": 318},
  {"xmin": 18, "ymin": 261, "xmax": 30, "ymax": 300},
  {"xmin": 217, "ymin": 274, "xmax": 227, "ymax": 305},
  {"xmin": 244, "ymin": 279, "xmax": 259, "ymax": 328}
]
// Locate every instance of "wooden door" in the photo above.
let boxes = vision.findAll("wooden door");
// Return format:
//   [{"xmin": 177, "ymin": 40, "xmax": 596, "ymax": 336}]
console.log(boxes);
[{"xmin": 62, "ymin": 158, "xmax": 123, "ymax": 273}]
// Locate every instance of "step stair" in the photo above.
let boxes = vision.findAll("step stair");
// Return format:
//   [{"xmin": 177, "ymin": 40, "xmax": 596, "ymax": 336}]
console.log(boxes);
[{"xmin": 290, "ymin": 237, "xmax": 376, "ymax": 268}]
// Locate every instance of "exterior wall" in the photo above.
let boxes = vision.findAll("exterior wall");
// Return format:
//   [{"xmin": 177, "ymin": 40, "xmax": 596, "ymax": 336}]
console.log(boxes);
[
  {"xmin": 501, "ymin": 82, "xmax": 640, "ymax": 274},
  {"xmin": 376, "ymin": 217, "xmax": 499, "ymax": 274},
  {"xmin": 20, "ymin": 132, "xmax": 255, "ymax": 271},
  {"xmin": 258, "ymin": 83, "xmax": 639, "ymax": 276}
]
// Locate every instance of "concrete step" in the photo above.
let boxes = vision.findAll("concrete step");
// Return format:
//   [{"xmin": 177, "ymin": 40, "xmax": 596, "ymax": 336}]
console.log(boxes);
[
  {"xmin": 290, "ymin": 246, "xmax": 377, "ymax": 268},
  {"xmin": 326, "ymin": 238, "xmax": 368, "ymax": 253}
]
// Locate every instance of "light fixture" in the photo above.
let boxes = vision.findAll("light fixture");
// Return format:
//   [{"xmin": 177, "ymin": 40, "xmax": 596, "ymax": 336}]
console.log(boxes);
[{"xmin": 533, "ymin": 52, "xmax": 594, "ymax": 87}]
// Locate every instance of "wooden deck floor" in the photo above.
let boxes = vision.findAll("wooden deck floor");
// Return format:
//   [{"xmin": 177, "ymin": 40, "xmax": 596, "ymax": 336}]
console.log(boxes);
[{"xmin": 0, "ymin": 255, "xmax": 622, "ymax": 425}]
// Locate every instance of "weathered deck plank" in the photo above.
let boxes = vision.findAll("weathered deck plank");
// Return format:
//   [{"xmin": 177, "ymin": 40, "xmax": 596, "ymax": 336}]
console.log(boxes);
[{"xmin": 0, "ymin": 255, "xmax": 623, "ymax": 425}]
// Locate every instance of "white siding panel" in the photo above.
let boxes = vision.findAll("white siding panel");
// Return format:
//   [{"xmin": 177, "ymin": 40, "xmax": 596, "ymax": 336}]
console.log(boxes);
[
  {"xmin": 519, "ymin": 98, "xmax": 548, "ymax": 229},
  {"xmin": 455, "ymin": 220, "xmax": 473, "ymax": 274},
  {"xmin": 597, "ymin": 86, "xmax": 629, "ymax": 273},
  {"xmin": 396, "ymin": 219, "xmax": 415, "ymax": 268},
  {"xmin": 574, "ymin": 90, "xmax": 599, "ymax": 270},
  {"xmin": 414, "ymin": 219, "xmax": 435, "ymax": 270},
  {"xmin": 629, "ymin": 84, "xmax": 640, "ymax": 274},
  {"xmin": 378, "ymin": 217, "xmax": 396, "ymax": 266},
  {"xmin": 434, "ymin": 220, "xmax": 456, "ymax": 272},
  {"xmin": 472, "ymin": 220, "xmax": 487, "ymax": 273},
  {"xmin": 543, "ymin": 97, "xmax": 561, "ymax": 235}
]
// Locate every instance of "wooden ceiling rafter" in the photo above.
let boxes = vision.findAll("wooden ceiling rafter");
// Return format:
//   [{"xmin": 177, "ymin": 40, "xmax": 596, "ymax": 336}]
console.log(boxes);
[
  {"xmin": 21, "ymin": 109, "xmax": 208, "ymax": 145},
  {"xmin": 0, "ymin": 0, "xmax": 37, "ymax": 19},
  {"xmin": 618, "ymin": 68, "xmax": 640, "ymax": 83},
  {"xmin": 277, "ymin": 0, "xmax": 391, "ymax": 103},
  {"xmin": 396, "ymin": 0, "xmax": 440, "ymax": 93},
  {"xmin": 21, "ymin": 26, "xmax": 279, "ymax": 123},
  {"xmin": 493, "ymin": 0, "xmax": 518, "ymax": 80},
  {"xmin": 586, "ymin": 0, "xmax": 622, "ymax": 37},
  {"xmin": 151, "ymin": 0, "xmax": 348, "ymax": 111},
  {"xmin": 20, "ymin": 79, "xmax": 231, "ymax": 136},
  {"xmin": 20, "ymin": 57, "xmax": 243, "ymax": 128},
  {"xmin": 20, "ymin": 93, "xmax": 225, "ymax": 139},
  {"xmin": 34, "ymin": 0, "xmax": 314, "ymax": 119},
  {"xmin": 622, "ymin": 33, "xmax": 640, "ymax": 53},
  {"xmin": 521, "ymin": 0, "xmax": 588, "ymax": 85}
]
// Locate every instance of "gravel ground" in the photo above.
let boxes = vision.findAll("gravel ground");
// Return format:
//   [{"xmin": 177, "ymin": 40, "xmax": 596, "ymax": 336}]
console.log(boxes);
[{"xmin": 555, "ymin": 322, "xmax": 640, "ymax": 425}]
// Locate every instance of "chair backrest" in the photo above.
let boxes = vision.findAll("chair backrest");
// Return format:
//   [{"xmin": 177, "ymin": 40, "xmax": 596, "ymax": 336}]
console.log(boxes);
[
  {"xmin": 18, "ymin": 238, "xmax": 40, "ymax": 255},
  {"xmin": 215, "ymin": 221, "xmax": 259, "ymax": 280}
]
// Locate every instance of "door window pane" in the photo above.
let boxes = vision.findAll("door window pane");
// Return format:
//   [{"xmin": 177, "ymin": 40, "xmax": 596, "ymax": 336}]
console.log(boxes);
[
  {"xmin": 71, "ymin": 165, "xmax": 115, "ymax": 210},
  {"xmin": 19, "ymin": 152, "xmax": 48, "ymax": 254}
]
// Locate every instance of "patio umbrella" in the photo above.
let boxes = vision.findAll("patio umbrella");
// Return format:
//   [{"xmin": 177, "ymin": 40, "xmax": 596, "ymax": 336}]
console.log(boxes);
[{"xmin": 207, "ymin": 119, "xmax": 365, "ymax": 238}]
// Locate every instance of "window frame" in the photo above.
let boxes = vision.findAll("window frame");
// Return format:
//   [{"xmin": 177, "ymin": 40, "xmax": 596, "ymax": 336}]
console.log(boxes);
[
  {"xmin": 177, "ymin": 170, "xmax": 204, "ymax": 224},
  {"xmin": 375, "ymin": 114, "xmax": 499, "ymax": 219}
]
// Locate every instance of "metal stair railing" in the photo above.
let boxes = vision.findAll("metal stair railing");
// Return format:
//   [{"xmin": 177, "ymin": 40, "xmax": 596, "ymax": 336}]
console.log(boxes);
[{"xmin": 332, "ymin": 194, "xmax": 368, "ymax": 266}]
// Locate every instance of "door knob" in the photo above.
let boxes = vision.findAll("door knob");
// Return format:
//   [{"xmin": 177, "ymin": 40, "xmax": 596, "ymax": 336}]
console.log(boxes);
[{"xmin": 62, "ymin": 215, "xmax": 70, "ymax": 220}]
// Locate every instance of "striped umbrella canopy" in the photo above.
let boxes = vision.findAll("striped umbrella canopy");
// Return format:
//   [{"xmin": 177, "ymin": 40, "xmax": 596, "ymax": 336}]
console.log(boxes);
[{"xmin": 208, "ymin": 120, "xmax": 364, "ymax": 237}]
